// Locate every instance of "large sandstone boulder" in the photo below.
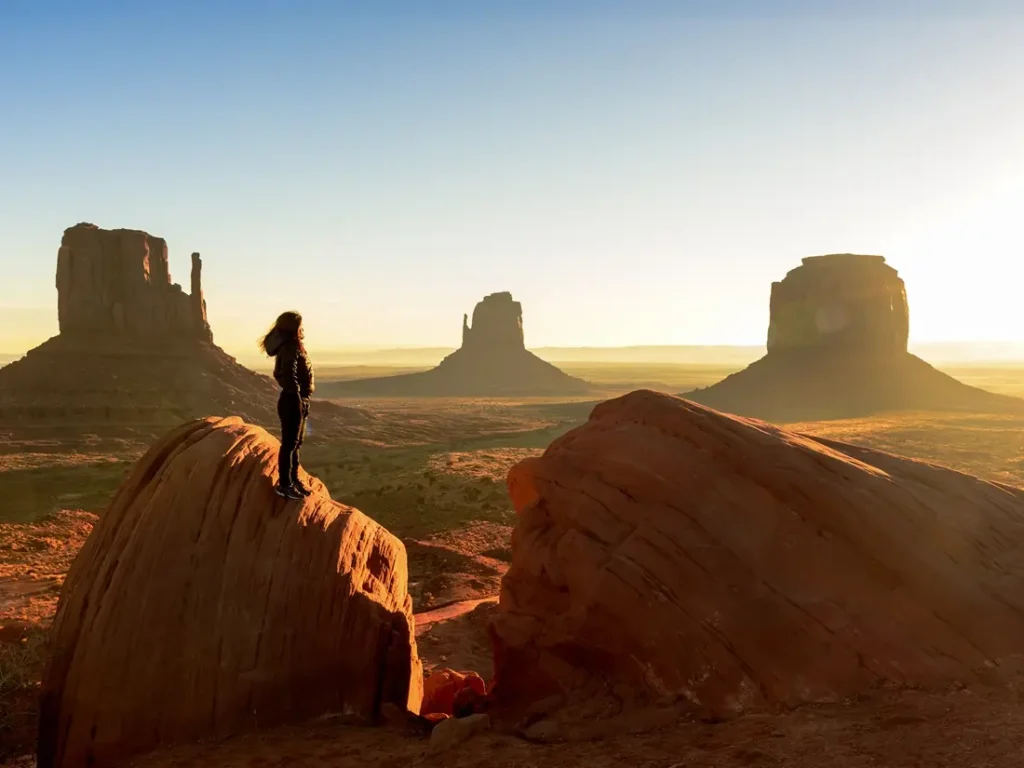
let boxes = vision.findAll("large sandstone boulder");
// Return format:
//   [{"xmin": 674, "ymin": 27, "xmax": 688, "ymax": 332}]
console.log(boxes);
[
  {"xmin": 686, "ymin": 254, "xmax": 1024, "ymax": 420},
  {"xmin": 492, "ymin": 390, "xmax": 1024, "ymax": 720},
  {"xmin": 324, "ymin": 292, "xmax": 589, "ymax": 397},
  {"xmin": 38, "ymin": 417, "xmax": 422, "ymax": 768},
  {"xmin": 57, "ymin": 222, "xmax": 212, "ymax": 341}
]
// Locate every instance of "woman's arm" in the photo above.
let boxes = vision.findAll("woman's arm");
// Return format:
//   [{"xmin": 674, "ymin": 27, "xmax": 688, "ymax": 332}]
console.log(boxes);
[{"xmin": 274, "ymin": 344, "xmax": 303, "ymax": 395}]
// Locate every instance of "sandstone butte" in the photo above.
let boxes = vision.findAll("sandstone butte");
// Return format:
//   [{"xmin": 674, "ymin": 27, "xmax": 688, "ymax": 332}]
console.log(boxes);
[
  {"xmin": 0, "ymin": 223, "xmax": 364, "ymax": 434},
  {"xmin": 37, "ymin": 418, "xmax": 422, "ymax": 768},
  {"xmin": 493, "ymin": 390, "xmax": 1024, "ymax": 722},
  {"xmin": 323, "ymin": 291, "xmax": 590, "ymax": 397},
  {"xmin": 685, "ymin": 254, "xmax": 1024, "ymax": 420}
]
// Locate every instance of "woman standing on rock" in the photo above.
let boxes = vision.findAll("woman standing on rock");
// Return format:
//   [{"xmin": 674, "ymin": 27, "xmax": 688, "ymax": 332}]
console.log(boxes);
[{"xmin": 260, "ymin": 311, "xmax": 315, "ymax": 500}]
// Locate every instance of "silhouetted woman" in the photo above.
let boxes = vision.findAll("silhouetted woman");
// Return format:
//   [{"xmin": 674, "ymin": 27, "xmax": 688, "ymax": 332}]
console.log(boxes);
[{"xmin": 260, "ymin": 311, "xmax": 315, "ymax": 500}]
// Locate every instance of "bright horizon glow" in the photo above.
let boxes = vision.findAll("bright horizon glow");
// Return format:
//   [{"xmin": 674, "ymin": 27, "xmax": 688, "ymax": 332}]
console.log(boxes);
[{"xmin": 2, "ymin": 1, "xmax": 1023, "ymax": 359}]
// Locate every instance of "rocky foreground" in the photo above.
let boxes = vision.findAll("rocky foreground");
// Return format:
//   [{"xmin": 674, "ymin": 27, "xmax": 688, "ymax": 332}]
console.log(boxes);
[{"xmin": 31, "ymin": 390, "xmax": 1024, "ymax": 766}]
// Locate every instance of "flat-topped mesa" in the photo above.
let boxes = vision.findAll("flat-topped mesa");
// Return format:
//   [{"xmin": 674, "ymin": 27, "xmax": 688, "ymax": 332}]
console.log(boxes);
[
  {"xmin": 767, "ymin": 254, "xmax": 909, "ymax": 356},
  {"xmin": 56, "ymin": 222, "xmax": 213, "ymax": 342},
  {"xmin": 461, "ymin": 291, "xmax": 525, "ymax": 353}
]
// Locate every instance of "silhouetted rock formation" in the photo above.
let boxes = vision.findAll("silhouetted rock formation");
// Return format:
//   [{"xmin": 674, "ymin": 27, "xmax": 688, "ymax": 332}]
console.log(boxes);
[
  {"xmin": 492, "ymin": 390, "xmax": 1024, "ymax": 724},
  {"xmin": 324, "ymin": 292, "xmax": 590, "ymax": 397},
  {"xmin": 685, "ymin": 254, "xmax": 1023, "ymax": 421},
  {"xmin": 0, "ymin": 224, "xmax": 358, "ymax": 433},
  {"xmin": 768, "ymin": 254, "xmax": 908, "ymax": 354},
  {"xmin": 38, "ymin": 417, "xmax": 422, "ymax": 768},
  {"xmin": 57, "ymin": 223, "xmax": 212, "ymax": 341}
]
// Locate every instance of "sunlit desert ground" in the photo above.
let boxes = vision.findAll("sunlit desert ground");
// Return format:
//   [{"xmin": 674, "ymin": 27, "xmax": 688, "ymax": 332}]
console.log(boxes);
[{"xmin": 4, "ymin": 360, "xmax": 1024, "ymax": 764}]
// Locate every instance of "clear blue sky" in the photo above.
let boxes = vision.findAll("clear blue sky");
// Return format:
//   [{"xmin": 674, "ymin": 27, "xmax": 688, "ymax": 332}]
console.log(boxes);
[{"xmin": 2, "ymin": 0, "xmax": 1023, "ymax": 356}]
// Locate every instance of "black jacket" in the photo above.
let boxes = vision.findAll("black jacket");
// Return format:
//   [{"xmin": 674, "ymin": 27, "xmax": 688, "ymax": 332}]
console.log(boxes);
[{"xmin": 265, "ymin": 330, "xmax": 315, "ymax": 398}]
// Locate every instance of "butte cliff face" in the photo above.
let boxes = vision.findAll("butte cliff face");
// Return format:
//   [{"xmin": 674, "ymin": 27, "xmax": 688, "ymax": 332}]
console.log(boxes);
[
  {"xmin": 492, "ymin": 390, "xmax": 1024, "ymax": 727},
  {"xmin": 325, "ymin": 292, "xmax": 590, "ymax": 397},
  {"xmin": 767, "ymin": 254, "xmax": 909, "ymax": 356},
  {"xmin": 0, "ymin": 224, "xmax": 357, "ymax": 434},
  {"xmin": 56, "ymin": 223, "xmax": 212, "ymax": 341},
  {"xmin": 460, "ymin": 291, "xmax": 525, "ymax": 353},
  {"xmin": 686, "ymin": 254, "xmax": 1023, "ymax": 421}
]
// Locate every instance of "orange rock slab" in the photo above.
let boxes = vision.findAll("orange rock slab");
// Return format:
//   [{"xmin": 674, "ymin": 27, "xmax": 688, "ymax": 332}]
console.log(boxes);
[
  {"xmin": 492, "ymin": 390, "xmax": 1024, "ymax": 718},
  {"xmin": 38, "ymin": 417, "xmax": 422, "ymax": 768}
]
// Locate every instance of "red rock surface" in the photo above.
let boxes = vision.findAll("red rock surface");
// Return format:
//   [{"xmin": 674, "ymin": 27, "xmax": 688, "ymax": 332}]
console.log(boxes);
[
  {"xmin": 421, "ymin": 669, "xmax": 487, "ymax": 717},
  {"xmin": 491, "ymin": 389, "xmax": 1024, "ymax": 719},
  {"xmin": 37, "ymin": 417, "xmax": 422, "ymax": 768}
]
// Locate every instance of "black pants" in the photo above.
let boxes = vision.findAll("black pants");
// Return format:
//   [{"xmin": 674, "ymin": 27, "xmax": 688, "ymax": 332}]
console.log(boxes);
[{"xmin": 277, "ymin": 392, "xmax": 309, "ymax": 488}]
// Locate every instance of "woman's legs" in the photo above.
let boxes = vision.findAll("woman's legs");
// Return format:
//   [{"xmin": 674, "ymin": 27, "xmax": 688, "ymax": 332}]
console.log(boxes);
[
  {"xmin": 291, "ymin": 399, "xmax": 310, "ymax": 491},
  {"xmin": 277, "ymin": 393, "xmax": 303, "ymax": 492}
]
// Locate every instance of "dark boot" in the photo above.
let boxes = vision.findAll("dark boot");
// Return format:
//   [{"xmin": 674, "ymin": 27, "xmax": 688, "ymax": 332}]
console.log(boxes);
[{"xmin": 275, "ymin": 484, "xmax": 304, "ymax": 501}]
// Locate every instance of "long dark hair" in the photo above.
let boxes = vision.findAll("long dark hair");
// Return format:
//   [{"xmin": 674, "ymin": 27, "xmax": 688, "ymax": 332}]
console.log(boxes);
[{"xmin": 258, "ymin": 311, "xmax": 305, "ymax": 354}]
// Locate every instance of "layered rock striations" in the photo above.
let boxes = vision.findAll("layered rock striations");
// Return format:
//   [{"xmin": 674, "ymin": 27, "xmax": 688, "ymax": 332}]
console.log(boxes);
[
  {"xmin": 0, "ymin": 224, "xmax": 358, "ymax": 433},
  {"xmin": 325, "ymin": 292, "xmax": 589, "ymax": 397},
  {"xmin": 491, "ymin": 390, "xmax": 1024, "ymax": 722},
  {"xmin": 686, "ymin": 254, "xmax": 1023, "ymax": 420},
  {"xmin": 38, "ymin": 417, "xmax": 422, "ymax": 768}
]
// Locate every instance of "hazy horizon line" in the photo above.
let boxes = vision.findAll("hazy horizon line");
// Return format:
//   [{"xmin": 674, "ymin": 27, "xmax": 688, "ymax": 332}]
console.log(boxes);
[{"xmin": 7, "ymin": 340, "xmax": 1024, "ymax": 369}]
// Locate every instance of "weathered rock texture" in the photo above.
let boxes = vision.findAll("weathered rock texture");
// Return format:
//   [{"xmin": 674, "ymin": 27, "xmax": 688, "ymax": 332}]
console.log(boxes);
[
  {"xmin": 767, "ymin": 254, "xmax": 908, "ymax": 355},
  {"xmin": 492, "ymin": 390, "xmax": 1024, "ymax": 722},
  {"xmin": 0, "ymin": 223, "xmax": 360, "ymax": 434},
  {"xmin": 325, "ymin": 292, "xmax": 589, "ymax": 397},
  {"xmin": 57, "ymin": 223, "xmax": 212, "ymax": 341},
  {"xmin": 686, "ymin": 254, "xmax": 1023, "ymax": 420},
  {"xmin": 37, "ymin": 417, "xmax": 422, "ymax": 768}
]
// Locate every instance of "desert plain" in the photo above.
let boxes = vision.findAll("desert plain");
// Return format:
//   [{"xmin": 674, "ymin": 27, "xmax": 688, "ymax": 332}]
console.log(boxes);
[{"xmin": 4, "ymin": 358, "xmax": 1024, "ymax": 767}]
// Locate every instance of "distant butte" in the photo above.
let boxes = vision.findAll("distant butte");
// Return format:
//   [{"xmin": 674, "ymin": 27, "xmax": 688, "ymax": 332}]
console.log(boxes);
[
  {"xmin": 685, "ymin": 254, "xmax": 1024, "ymax": 420},
  {"xmin": 324, "ymin": 292, "xmax": 590, "ymax": 397},
  {"xmin": 0, "ymin": 223, "xmax": 357, "ymax": 434}
]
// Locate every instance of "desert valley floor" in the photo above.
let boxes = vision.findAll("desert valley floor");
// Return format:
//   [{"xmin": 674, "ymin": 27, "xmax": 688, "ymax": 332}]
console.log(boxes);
[{"xmin": 5, "ymin": 360, "xmax": 1024, "ymax": 766}]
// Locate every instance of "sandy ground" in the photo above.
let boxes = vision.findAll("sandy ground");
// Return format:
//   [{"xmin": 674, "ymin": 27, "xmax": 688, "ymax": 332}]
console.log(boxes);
[{"xmin": 122, "ymin": 687, "xmax": 1024, "ymax": 768}]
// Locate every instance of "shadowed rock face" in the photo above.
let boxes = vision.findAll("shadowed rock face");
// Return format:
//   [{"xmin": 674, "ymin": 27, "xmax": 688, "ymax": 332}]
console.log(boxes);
[
  {"xmin": 57, "ymin": 222, "xmax": 212, "ymax": 341},
  {"xmin": 767, "ymin": 254, "xmax": 909, "ymax": 356},
  {"xmin": 38, "ymin": 417, "xmax": 422, "ymax": 768},
  {"xmin": 325, "ymin": 292, "xmax": 589, "ymax": 397},
  {"xmin": 492, "ymin": 390, "xmax": 1024, "ymax": 721},
  {"xmin": 686, "ymin": 254, "xmax": 1023, "ymax": 421},
  {"xmin": 462, "ymin": 292, "xmax": 525, "ymax": 353}
]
